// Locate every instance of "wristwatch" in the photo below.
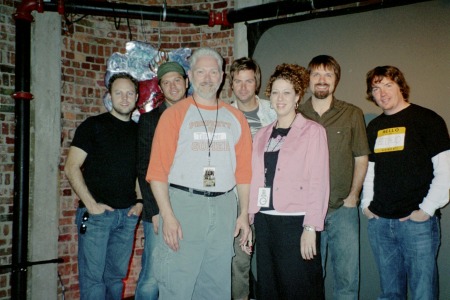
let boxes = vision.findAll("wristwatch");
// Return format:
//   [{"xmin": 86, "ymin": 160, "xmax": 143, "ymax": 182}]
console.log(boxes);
[{"xmin": 303, "ymin": 225, "xmax": 315, "ymax": 232}]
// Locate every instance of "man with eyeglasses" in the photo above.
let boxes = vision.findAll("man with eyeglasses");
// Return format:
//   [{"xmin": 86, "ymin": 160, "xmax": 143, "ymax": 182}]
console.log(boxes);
[
  {"xmin": 65, "ymin": 72, "xmax": 142, "ymax": 300},
  {"xmin": 147, "ymin": 47, "xmax": 252, "ymax": 299}
]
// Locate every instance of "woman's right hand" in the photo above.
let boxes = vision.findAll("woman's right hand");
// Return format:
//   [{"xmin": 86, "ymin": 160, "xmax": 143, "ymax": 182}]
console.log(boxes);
[{"xmin": 300, "ymin": 230, "xmax": 317, "ymax": 260}]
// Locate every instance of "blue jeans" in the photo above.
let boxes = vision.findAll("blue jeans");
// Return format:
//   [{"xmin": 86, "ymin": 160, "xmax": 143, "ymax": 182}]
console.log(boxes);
[
  {"xmin": 76, "ymin": 207, "xmax": 139, "ymax": 300},
  {"xmin": 321, "ymin": 206, "xmax": 360, "ymax": 300},
  {"xmin": 135, "ymin": 220, "xmax": 159, "ymax": 300},
  {"xmin": 368, "ymin": 216, "xmax": 440, "ymax": 300}
]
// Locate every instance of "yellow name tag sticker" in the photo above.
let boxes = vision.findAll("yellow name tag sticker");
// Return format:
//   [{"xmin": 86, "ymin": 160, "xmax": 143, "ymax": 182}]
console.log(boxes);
[{"xmin": 374, "ymin": 127, "xmax": 406, "ymax": 153}]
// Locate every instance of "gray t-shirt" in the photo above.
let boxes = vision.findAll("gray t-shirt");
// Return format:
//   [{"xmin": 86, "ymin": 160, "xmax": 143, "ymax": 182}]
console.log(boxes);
[{"xmin": 243, "ymin": 106, "xmax": 263, "ymax": 137}]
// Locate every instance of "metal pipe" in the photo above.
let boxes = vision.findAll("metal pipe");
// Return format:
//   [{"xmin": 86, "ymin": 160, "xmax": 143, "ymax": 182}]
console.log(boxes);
[
  {"xmin": 225, "ymin": 0, "xmax": 359, "ymax": 24},
  {"xmin": 11, "ymin": 15, "xmax": 32, "ymax": 300},
  {"xmin": 226, "ymin": 0, "xmax": 431, "ymax": 26},
  {"xmin": 14, "ymin": 0, "xmax": 42, "ymax": 21},
  {"xmin": 61, "ymin": 1, "xmax": 210, "ymax": 25},
  {"xmin": 13, "ymin": 0, "xmax": 222, "ymax": 26},
  {"xmin": 15, "ymin": 0, "xmax": 212, "ymax": 25}
]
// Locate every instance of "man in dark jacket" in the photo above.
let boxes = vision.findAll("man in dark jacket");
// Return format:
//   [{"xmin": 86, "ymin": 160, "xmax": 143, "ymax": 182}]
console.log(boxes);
[{"xmin": 135, "ymin": 61, "xmax": 188, "ymax": 300}]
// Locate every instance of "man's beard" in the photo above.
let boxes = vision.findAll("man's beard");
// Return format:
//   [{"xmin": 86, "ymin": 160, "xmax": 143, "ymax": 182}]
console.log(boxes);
[
  {"xmin": 313, "ymin": 90, "xmax": 330, "ymax": 99},
  {"xmin": 313, "ymin": 84, "xmax": 331, "ymax": 99},
  {"xmin": 195, "ymin": 82, "xmax": 219, "ymax": 100}
]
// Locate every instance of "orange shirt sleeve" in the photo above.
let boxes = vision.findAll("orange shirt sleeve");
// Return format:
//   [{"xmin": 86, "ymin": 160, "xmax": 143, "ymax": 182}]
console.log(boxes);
[{"xmin": 146, "ymin": 99, "xmax": 189, "ymax": 183}]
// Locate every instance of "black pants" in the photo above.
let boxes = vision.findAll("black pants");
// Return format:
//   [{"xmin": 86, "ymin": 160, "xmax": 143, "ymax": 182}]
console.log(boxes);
[{"xmin": 255, "ymin": 213, "xmax": 324, "ymax": 300}]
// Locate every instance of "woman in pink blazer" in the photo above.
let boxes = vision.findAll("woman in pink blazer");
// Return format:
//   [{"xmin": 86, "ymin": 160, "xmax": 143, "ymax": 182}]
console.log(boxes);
[{"xmin": 248, "ymin": 64, "xmax": 329, "ymax": 299}]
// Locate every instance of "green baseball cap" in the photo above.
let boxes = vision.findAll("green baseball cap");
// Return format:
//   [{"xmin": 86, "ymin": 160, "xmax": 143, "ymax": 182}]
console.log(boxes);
[{"xmin": 157, "ymin": 61, "xmax": 186, "ymax": 80}]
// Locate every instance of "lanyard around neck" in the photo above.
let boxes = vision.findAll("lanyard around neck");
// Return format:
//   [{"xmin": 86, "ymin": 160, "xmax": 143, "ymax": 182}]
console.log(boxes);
[{"xmin": 192, "ymin": 96, "xmax": 219, "ymax": 165}]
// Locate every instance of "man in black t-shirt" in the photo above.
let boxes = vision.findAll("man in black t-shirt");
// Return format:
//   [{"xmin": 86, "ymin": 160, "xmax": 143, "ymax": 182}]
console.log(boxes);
[
  {"xmin": 361, "ymin": 66, "xmax": 450, "ymax": 300},
  {"xmin": 65, "ymin": 72, "xmax": 142, "ymax": 300}
]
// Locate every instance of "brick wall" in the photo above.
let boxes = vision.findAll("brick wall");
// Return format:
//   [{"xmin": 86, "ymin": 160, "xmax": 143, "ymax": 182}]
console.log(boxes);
[
  {"xmin": 0, "ymin": 0, "xmax": 235, "ymax": 299},
  {"xmin": 0, "ymin": 0, "xmax": 18, "ymax": 298}
]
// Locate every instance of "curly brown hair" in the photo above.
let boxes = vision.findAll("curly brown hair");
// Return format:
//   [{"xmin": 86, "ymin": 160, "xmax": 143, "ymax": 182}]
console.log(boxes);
[{"xmin": 265, "ymin": 63, "xmax": 309, "ymax": 99}]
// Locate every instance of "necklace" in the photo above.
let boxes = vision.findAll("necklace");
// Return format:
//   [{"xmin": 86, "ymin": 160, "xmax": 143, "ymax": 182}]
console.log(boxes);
[
  {"xmin": 275, "ymin": 114, "xmax": 297, "ymax": 129},
  {"xmin": 265, "ymin": 114, "xmax": 297, "ymax": 152},
  {"xmin": 192, "ymin": 95, "xmax": 219, "ymax": 166},
  {"xmin": 266, "ymin": 135, "xmax": 285, "ymax": 152}
]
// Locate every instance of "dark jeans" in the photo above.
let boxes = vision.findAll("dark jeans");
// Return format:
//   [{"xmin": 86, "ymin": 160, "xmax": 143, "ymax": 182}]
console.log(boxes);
[{"xmin": 255, "ymin": 213, "xmax": 324, "ymax": 300}]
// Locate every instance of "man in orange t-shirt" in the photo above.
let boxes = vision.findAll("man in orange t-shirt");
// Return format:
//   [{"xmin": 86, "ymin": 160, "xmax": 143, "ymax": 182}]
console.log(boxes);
[{"xmin": 147, "ymin": 47, "xmax": 252, "ymax": 300}]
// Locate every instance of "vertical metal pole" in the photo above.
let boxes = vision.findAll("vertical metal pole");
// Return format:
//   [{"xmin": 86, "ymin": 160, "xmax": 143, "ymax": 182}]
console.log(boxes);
[{"xmin": 11, "ymin": 17, "xmax": 33, "ymax": 300}]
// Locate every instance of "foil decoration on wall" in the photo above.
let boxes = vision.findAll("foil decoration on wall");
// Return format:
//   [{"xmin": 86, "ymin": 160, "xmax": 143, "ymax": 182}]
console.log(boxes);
[{"xmin": 103, "ymin": 41, "xmax": 192, "ymax": 122}]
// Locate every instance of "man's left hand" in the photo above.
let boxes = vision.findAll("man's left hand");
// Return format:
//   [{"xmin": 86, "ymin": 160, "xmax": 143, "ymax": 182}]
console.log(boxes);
[
  {"xmin": 128, "ymin": 203, "xmax": 143, "ymax": 217},
  {"xmin": 399, "ymin": 209, "xmax": 430, "ymax": 222},
  {"xmin": 343, "ymin": 194, "xmax": 358, "ymax": 207}
]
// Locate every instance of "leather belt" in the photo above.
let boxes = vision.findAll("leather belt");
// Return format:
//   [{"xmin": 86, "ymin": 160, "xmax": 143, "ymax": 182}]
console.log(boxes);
[{"xmin": 169, "ymin": 183, "xmax": 233, "ymax": 198}]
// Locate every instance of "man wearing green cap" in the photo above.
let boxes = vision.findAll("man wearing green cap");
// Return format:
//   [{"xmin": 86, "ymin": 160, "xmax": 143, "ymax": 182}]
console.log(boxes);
[{"xmin": 135, "ymin": 61, "xmax": 189, "ymax": 300}]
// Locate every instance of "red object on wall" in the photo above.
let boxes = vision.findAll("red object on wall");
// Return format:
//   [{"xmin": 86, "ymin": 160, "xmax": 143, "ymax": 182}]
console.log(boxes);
[{"xmin": 137, "ymin": 77, "xmax": 164, "ymax": 114}]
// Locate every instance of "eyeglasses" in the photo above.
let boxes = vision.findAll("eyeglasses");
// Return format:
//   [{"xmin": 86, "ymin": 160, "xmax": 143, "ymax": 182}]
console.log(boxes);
[{"xmin": 80, "ymin": 211, "xmax": 89, "ymax": 235}]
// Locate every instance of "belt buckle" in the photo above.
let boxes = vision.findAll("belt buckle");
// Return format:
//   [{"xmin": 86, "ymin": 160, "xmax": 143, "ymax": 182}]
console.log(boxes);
[{"xmin": 204, "ymin": 191, "xmax": 213, "ymax": 197}]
